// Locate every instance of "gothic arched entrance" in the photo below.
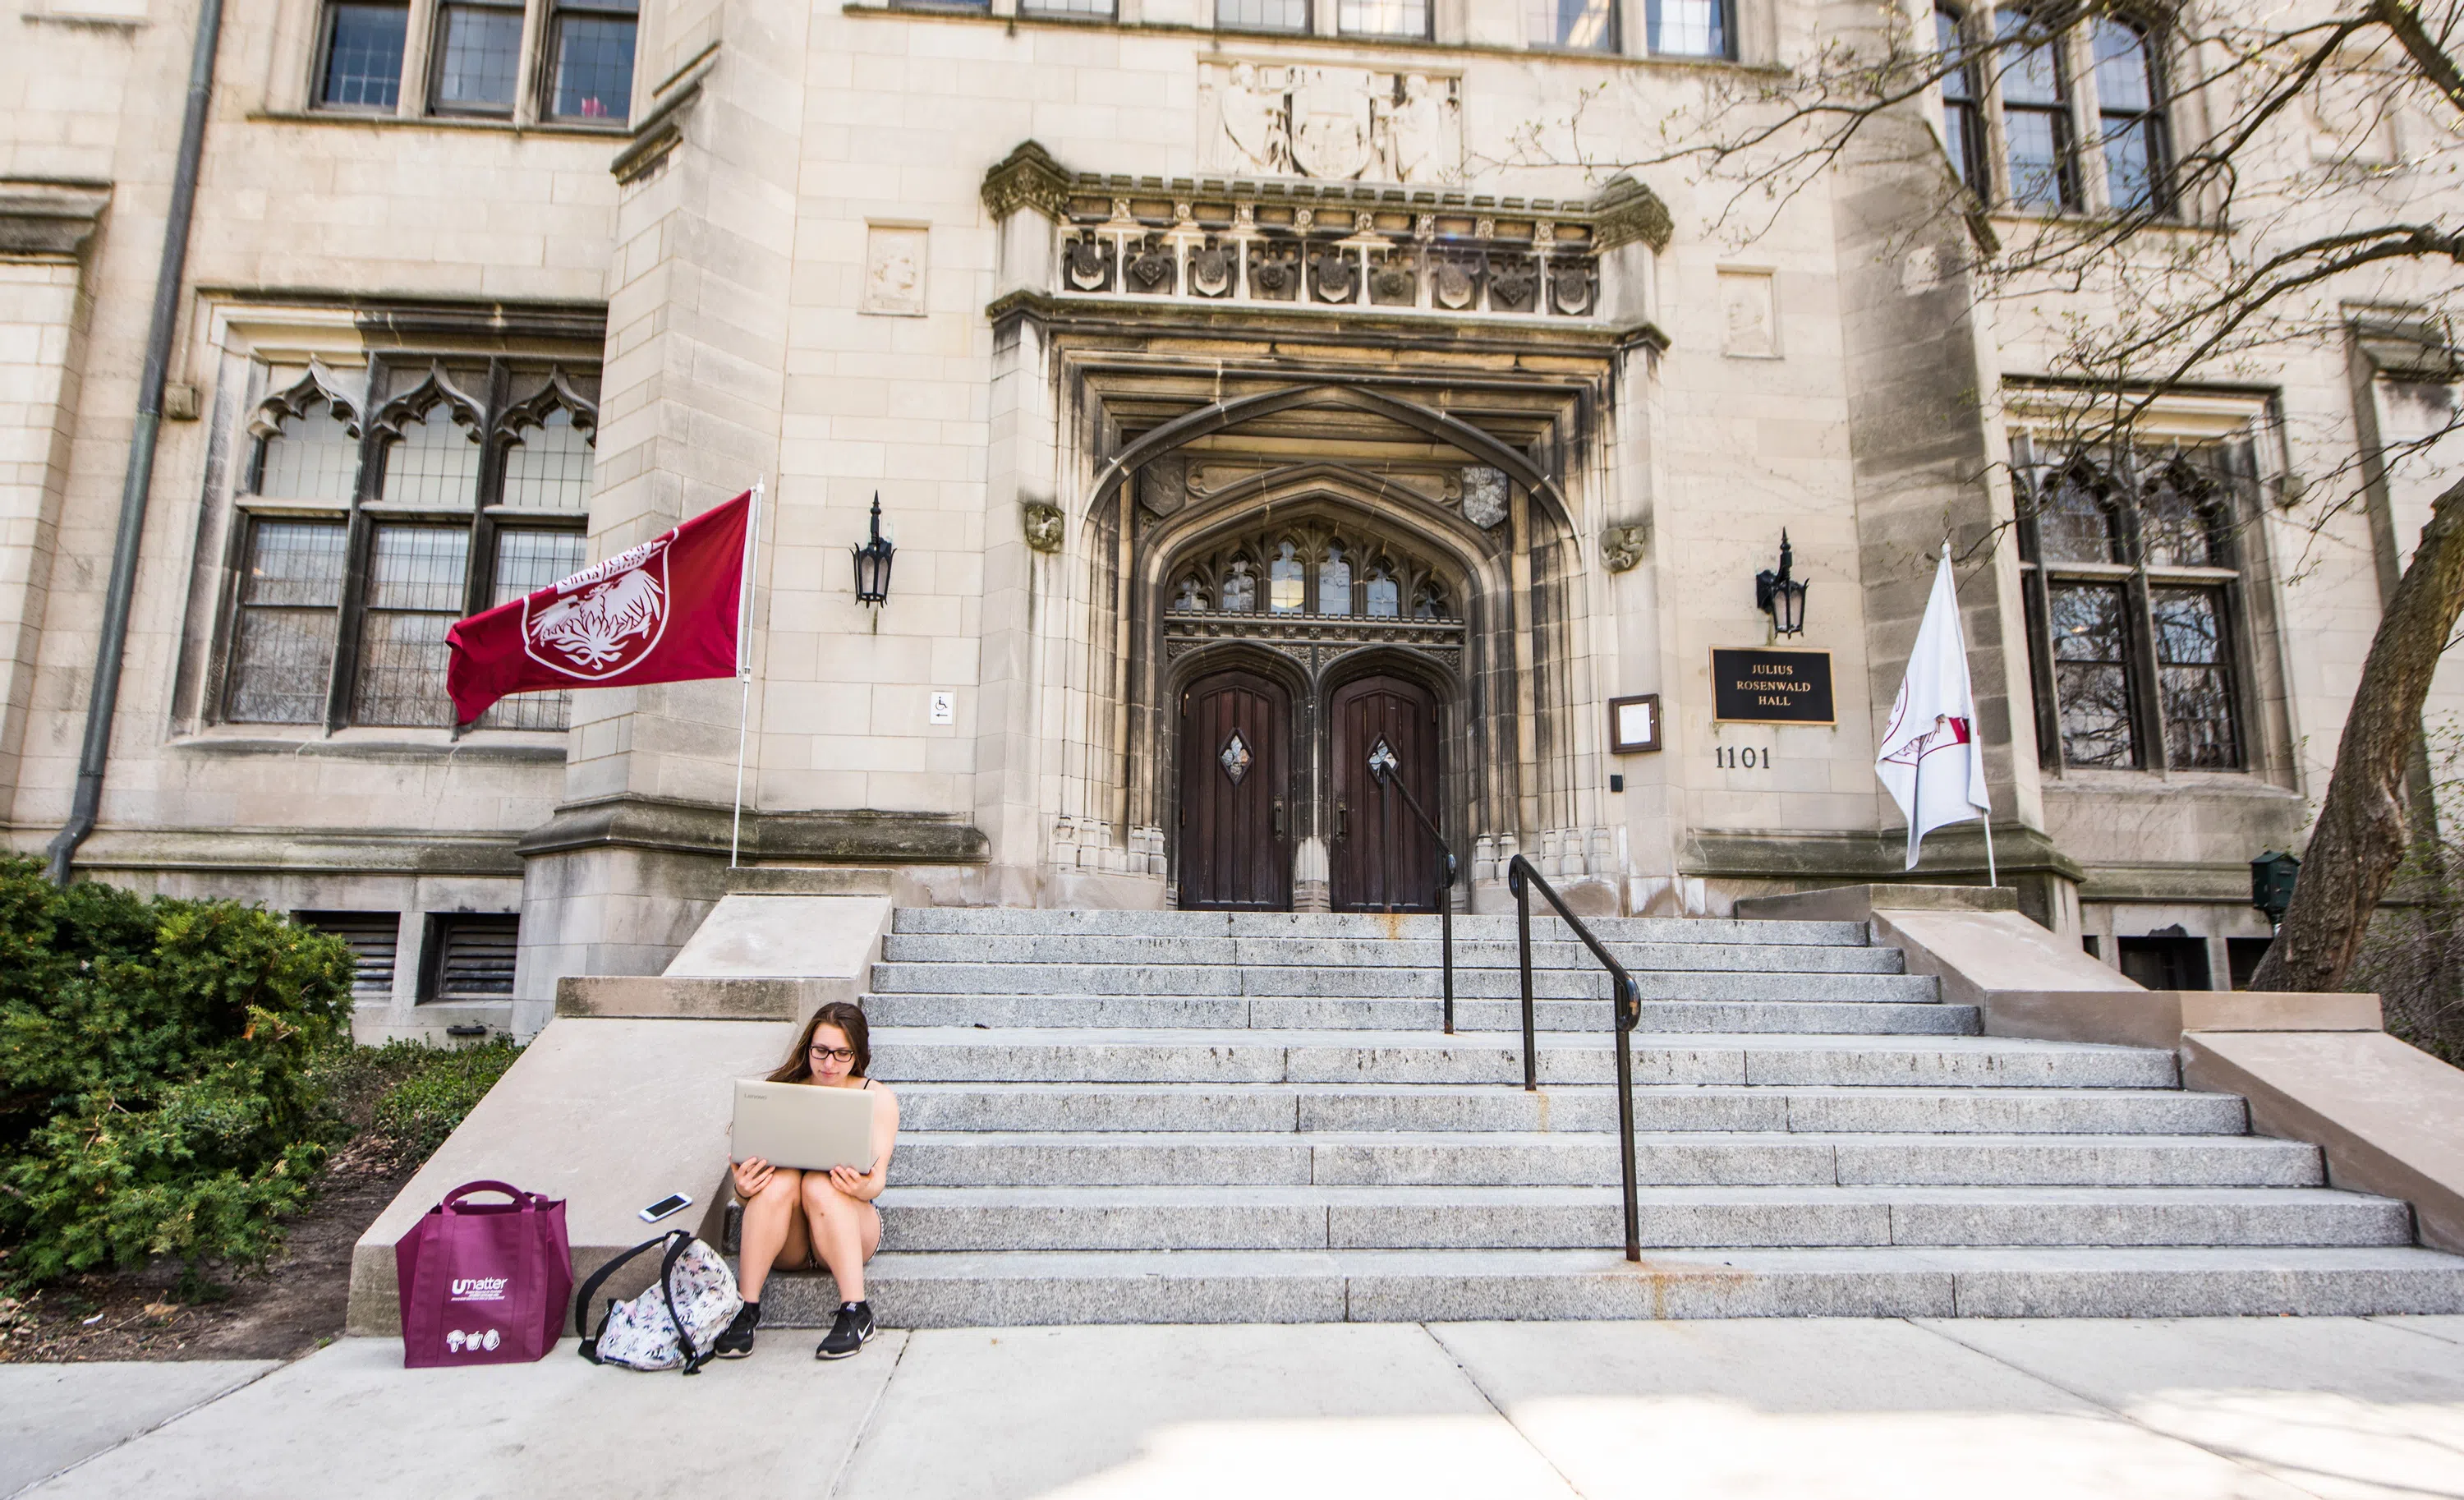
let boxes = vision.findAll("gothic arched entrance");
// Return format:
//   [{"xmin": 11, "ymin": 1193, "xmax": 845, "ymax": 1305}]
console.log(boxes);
[{"xmin": 1159, "ymin": 502, "xmax": 1471, "ymax": 912}]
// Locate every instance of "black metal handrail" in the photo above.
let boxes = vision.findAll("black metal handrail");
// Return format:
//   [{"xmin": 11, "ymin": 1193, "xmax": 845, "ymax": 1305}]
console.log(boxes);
[
  {"xmin": 1366, "ymin": 751, "xmax": 1459, "ymax": 1033},
  {"xmin": 1506, "ymin": 854, "xmax": 1642, "ymax": 1263}
]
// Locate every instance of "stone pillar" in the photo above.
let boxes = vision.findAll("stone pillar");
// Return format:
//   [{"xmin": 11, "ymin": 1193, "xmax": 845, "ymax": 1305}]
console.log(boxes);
[
  {"xmin": 511, "ymin": 7, "xmax": 804, "ymax": 1033},
  {"xmin": 977, "ymin": 143, "xmax": 1070, "ymax": 905},
  {"xmin": 1822, "ymin": 44, "xmax": 2072, "ymax": 927},
  {"xmin": 0, "ymin": 183, "xmax": 107, "ymax": 824}
]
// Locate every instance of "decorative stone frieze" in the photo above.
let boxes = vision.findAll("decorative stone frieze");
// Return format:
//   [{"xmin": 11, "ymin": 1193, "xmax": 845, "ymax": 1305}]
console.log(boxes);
[{"xmin": 1199, "ymin": 62, "xmax": 1464, "ymax": 185}]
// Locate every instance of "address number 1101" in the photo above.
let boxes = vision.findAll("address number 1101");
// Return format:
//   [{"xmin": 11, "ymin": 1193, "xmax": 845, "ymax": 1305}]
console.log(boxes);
[{"xmin": 1715, "ymin": 746, "xmax": 1771, "ymax": 770}]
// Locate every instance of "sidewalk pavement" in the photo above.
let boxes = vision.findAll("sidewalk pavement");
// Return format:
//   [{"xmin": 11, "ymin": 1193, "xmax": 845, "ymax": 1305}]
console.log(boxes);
[{"xmin": 11, "ymin": 1316, "xmax": 2464, "ymax": 1498}]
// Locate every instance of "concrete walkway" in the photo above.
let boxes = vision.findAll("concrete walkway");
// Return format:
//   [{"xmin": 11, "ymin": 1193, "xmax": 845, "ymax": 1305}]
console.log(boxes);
[{"xmin": 12, "ymin": 1317, "xmax": 2464, "ymax": 1498}]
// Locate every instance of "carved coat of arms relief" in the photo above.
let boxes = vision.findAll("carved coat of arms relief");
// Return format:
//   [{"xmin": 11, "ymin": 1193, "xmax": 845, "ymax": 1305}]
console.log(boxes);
[{"xmin": 1200, "ymin": 62, "xmax": 1464, "ymax": 186}]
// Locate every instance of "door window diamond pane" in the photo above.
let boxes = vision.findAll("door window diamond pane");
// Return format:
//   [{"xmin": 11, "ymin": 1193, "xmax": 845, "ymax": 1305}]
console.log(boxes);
[{"xmin": 1220, "ymin": 730, "xmax": 1253, "ymax": 785}]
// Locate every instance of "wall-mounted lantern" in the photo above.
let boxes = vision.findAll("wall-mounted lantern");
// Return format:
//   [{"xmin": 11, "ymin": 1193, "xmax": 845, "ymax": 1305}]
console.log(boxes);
[
  {"xmin": 2250, "ymin": 849, "xmax": 2300, "ymax": 930},
  {"xmin": 1754, "ymin": 530, "xmax": 1808, "ymax": 637},
  {"xmin": 851, "ymin": 493, "xmax": 895, "ymax": 606}
]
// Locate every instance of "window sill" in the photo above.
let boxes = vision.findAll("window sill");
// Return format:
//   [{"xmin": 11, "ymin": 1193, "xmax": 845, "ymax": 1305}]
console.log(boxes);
[
  {"xmin": 2043, "ymin": 768, "xmax": 2293, "ymax": 796},
  {"xmin": 173, "ymin": 726, "xmax": 568, "ymax": 763},
  {"xmin": 838, "ymin": 2, "xmax": 1781, "ymax": 69},
  {"xmin": 250, "ymin": 108, "xmax": 633, "ymax": 140}
]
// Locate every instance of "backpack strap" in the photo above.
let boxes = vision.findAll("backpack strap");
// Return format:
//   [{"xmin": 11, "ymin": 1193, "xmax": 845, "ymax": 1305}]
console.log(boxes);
[
  {"xmin": 659, "ymin": 1233, "xmax": 715, "ymax": 1377},
  {"xmin": 573, "ymin": 1231, "xmax": 688, "ymax": 1364}
]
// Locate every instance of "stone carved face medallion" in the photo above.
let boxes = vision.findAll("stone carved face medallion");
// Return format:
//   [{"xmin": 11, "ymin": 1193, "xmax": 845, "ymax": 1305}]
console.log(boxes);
[
  {"xmin": 1220, "ymin": 730, "xmax": 1253, "ymax": 785},
  {"xmin": 1190, "ymin": 241, "xmax": 1233, "ymax": 297},
  {"xmin": 1462, "ymin": 467, "xmax": 1509, "ymax": 530},
  {"xmin": 1022, "ymin": 501, "xmax": 1064, "ymax": 553}
]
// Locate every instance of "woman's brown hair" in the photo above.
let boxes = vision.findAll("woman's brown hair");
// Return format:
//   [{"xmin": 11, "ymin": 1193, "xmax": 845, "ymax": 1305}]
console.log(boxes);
[{"xmin": 768, "ymin": 1001, "xmax": 871, "ymax": 1084}]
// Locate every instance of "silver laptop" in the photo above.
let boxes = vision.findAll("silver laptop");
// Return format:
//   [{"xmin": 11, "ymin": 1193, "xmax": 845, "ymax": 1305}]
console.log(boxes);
[{"xmin": 731, "ymin": 1079, "xmax": 876, "ymax": 1173}]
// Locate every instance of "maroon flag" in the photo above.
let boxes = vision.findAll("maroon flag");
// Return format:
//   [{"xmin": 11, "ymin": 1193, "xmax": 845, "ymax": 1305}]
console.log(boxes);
[{"xmin": 446, "ymin": 490, "xmax": 751, "ymax": 725}]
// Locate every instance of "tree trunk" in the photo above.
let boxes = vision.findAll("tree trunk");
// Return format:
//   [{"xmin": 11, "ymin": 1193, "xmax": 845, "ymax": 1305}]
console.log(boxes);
[{"xmin": 2255, "ymin": 475, "xmax": 2464, "ymax": 992}]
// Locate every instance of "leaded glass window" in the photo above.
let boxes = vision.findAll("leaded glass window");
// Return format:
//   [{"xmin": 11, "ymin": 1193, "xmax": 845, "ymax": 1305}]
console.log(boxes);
[
  {"xmin": 1646, "ymin": 0, "xmax": 1726, "ymax": 56},
  {"xmin": 1317, "ymin": 544, "xmax": 1353, "ymax": 617},
  {"xmin": 1339, "ymin": 0, "xmax": 1427, "ymax": 37},
  {"xmin": 320, "ymin": 2, "xmax": 407, "ymax": 108},
  {"xmin": 2094, "ymin": 18, "xmax": 2169, "ymax": 214},
  {"xmin": 549, "ymin": 0, "xmax": 637, "ymax": 121},
  {"xmin": 1268, "ymin": 542, "xmax": 1306, "ymax": 614},
  {"xmin": 1999, "ymin": 8, "xmax": 2077, "ymax": 209},
  {"xmin": 1530, "ymin": 0, "xmax": 1616, "ymax": 49},
  {"xmin": 223, "ymin": 359, "xmax": 597, "ymax": 733},
  {"xmin": 2018, "ymin": 439, "xmax": 2251, "ymax": 774},
  {"xmin": 433, "ymin": 1, "xmax": 523, "ymax": 113}
]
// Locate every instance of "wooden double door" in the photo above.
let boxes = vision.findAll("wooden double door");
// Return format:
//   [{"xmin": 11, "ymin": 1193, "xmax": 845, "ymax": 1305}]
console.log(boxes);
[{"xmin": 1178, "ymin": 668, "xmax": 1443, "ymax": 913}]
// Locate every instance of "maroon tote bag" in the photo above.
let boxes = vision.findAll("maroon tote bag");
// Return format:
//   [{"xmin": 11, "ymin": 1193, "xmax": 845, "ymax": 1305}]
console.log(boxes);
[{"xmin": 396, "ymin": 1180, "xmax": 573, "ymax": 1368}]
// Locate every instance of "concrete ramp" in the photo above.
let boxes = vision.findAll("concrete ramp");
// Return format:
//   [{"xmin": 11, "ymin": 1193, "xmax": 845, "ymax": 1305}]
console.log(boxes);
[{"xmin": 347, "ymin": 1017, "xmax": 793, "ymax": 1337}]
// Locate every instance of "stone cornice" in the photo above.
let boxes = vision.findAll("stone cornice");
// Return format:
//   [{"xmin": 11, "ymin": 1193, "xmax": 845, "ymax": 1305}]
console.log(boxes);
[
  {"xmin": 1588, "ymin": 173, "xmax": 1672, "ymax": 255},
  {"xmin": 981, "ymin": 140, "xmax": 1073, "ymax": 223},
  {"xmin": 0, "ymin": 180, "xmax": 110, "ymax": 260}
]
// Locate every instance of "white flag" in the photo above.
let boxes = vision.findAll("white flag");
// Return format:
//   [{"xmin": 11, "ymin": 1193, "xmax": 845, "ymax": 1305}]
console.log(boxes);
[{"xmin": 1875, "ymin": 549, "xmax": 1992, "ymax": 870}]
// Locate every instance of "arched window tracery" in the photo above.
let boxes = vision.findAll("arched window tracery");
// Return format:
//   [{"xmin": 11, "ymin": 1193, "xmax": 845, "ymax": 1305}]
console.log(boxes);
[{"xmin": 1165, "ymin": 521, "xmax": 1458, "ymax": 621}]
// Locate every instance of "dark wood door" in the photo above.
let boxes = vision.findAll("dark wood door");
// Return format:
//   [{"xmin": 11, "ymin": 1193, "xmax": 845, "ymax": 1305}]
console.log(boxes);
[
  {"xmin": 1330, "ymin": 674, "xmax": 1441, "ymax": 912},
  {"xmin": 1178, "ymin": 669, "xmax": 1291, "ymax": 911}
]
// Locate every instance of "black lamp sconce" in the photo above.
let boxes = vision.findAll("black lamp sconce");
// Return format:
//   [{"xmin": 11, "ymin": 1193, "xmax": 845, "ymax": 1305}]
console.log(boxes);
[
  {"xmin": 1755, "ymin": 531, "xmax": 1808, "ymax": 637},
  {"xmin": 852, "ymin": 493, "xmax": 896, "ymax": 609}
]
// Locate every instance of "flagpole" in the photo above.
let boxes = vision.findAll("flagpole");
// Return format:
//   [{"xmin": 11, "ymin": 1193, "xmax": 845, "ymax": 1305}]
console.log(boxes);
[
  {"xmin": 1947, "ymin": 533, "xmax": 1998, "ymax": 890},
  {"xmin": 730, "ymin": 478, "xmax": 765, "ymax": 870}
]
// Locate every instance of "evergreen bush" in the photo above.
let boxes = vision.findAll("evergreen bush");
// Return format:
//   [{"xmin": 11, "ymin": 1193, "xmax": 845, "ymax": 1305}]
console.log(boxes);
[{"xmin": 0, "ymin": 858, "xmax": 353, "ymax": 1288}]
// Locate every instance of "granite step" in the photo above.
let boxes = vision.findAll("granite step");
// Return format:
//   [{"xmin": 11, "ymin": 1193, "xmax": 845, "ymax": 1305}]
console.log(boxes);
[
  {"xmin": 752, "ymin": 1245, "xmax": 2464, "ymax": 1325},
  {"xmin": 866, "ymin": 961, "xmax": 1939, "ymax": 1003},
  {"xmin": 863, "ymin": 994, "xmax": 1977, "ymax": 1036},
  {"xmin": 885, "ymin": 1131, "xmax": 2322, "ymax": 1189},
  {"xmin": 888, "ymin": 908, "xmax": 1872, "ymax": 946},
  {"xmin": 868, "ymin": 1184, "xmax": 2413, "ymax": 1252},
  {"xmin": 867, "ymin": 1028, "xmax": 2181, "ymax": 1088},
  {"xmin": 878, "ymin": 932, "xmax": 1908, "ymax": 973},
  {"xmin": 890, "ymin": 1082, "xmax": 2251, "ymax": 1135}
]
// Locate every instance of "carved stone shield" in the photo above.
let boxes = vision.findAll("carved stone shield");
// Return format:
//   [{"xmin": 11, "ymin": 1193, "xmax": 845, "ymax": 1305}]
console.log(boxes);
[
  {"xmin": 1290, "ymin": 68, "xmax": 1376, "ymax": 180},
  {"xmin": 1461, "ymin": 467, "xmax": 1509, "ymax": 530}
]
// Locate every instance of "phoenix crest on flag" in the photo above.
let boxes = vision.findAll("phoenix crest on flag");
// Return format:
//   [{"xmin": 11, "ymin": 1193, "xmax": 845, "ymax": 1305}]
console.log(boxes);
[{"xmin": 522, "ymin": 538, "xmax": 671, "ymax": 679}]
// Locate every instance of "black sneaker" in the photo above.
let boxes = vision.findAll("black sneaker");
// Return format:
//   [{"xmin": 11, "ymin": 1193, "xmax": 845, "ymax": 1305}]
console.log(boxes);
[
  {"xmin": 816, "ymin": 1300, "xmax": 874, "ymax": 1360},
  {"xmin": 712, "ymin": 1301, "xmax": 760, "ymax": 1359}
]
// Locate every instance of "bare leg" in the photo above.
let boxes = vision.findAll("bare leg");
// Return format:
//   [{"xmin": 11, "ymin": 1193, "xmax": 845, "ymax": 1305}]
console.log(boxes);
[
  {"xmin": 736, "ymin": 1168, "xmax": 807, "ymax": 1302},
  {"xmin": 802, "ymin": 1176, "xmax": 881, "ymax": 1303}
]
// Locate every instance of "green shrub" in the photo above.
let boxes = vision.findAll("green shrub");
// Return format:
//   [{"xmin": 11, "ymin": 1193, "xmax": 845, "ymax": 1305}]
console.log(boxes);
[
  {"xmin": 0, "ymin": 858, "xmax": 352, "ymax": 1288},
  {"xmin": 370, "ymin": 1038, "xmax": 523, "ymax": 1157}
]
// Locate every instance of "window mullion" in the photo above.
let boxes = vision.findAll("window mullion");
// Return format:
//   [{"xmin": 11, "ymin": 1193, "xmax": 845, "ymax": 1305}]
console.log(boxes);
[
  {"xmin": 398, "ymin": 0, "xmax": 439, "ymax": 118},
  {"xmin": 2066, "ymin": 22, "xmax": 2109, "ymax": 211},
  {"xmin": 513, "ymin": 0, "xmax": 548, "ymax": 125},
  {"xmin": 326, "ymin": 400, "xmax": 388, "ymax": 731},
  {"xmin": 2108, "ymin": 457, "xmax": 2167, "ymax": 772},
  {"xmin": 463, "ymin": 359, "xmax": 512, "ymax": 625},
  {"xmin": 1974, "ymin": 0, "xmax": 2012, "ymax": 205}
]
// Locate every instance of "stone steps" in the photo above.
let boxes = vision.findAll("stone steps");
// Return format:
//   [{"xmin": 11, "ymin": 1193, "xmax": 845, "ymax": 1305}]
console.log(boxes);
[
  {"xmin": 868, "ymin": 964, "xmax": 1940, "ymax": 1003},
  {"xmin": 888, "ymin": 908, "xmax": 1873, "ymax": 946},
  {"xmin": 863, "ymin": 995, "xmax": 1975, "ymax": 1035},
  {"xmin": 879, "ymin": 932, "xmax": 1910, "ymax": 973},
  {"xmin": 870, "ymin": 1184, "xmax": 2412, "ymax": 1251},
  {"xmin": 740, "ymin": 905, "xmax": 2464, "ymax": 1322},
  {"xmin": 870, "ymin": 1028, "xmax": 2182, "ymax": 1088},
  {"xmin": 892, "ymin": 1082, "xmax": 2251, "ymax": 1134},
  {"xmin": 756, "ymin": 1245, "xmax": 2464, "ymax": 1326},
  {"xmin": 885, "ymin": 1130, "xmax": 2323, "ymax": 1189}
]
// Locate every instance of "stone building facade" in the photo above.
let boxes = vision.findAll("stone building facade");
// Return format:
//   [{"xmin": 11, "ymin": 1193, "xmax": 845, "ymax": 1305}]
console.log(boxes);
[{"xmin": 3, "ymin": 0, "xmax": 2457, "ymax": 1038}]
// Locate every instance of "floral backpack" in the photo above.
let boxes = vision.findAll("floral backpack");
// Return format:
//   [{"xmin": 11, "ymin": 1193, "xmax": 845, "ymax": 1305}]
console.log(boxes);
[{"xmin": 574, "ymin": 1229, "xmax": 742, "ymax": 1375}]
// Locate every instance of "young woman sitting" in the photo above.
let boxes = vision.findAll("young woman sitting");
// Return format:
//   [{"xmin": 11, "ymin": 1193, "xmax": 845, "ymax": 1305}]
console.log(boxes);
[{"xmin": 713, "ymin": 1001, "xmax": 899, "ymax": 1360}]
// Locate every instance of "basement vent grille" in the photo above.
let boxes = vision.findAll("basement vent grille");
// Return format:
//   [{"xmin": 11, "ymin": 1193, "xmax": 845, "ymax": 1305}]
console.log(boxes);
[
  {"xmin": 295, "ymin": 910, "xmax": 400, "ymax": 1001},
  {"xmin": 428, "ymin": 913, "xmax": 520, "ymax": 1002}
]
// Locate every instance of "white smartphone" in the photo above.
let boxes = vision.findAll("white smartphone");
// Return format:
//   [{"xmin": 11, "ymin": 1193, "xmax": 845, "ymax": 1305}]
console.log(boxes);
[{"xmin": 639, "ymin": 1192, "xmax": 692, "ymax": 1223}]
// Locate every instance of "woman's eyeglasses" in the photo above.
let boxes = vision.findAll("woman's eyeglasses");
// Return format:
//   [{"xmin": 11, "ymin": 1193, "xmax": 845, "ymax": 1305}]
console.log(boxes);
[{"xmin": 809, "ymin": 1045, "xmax": 857, "ymax": 1064}]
